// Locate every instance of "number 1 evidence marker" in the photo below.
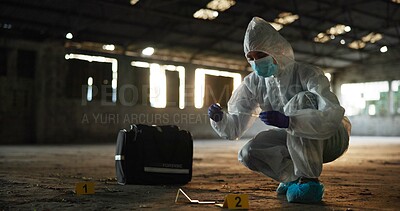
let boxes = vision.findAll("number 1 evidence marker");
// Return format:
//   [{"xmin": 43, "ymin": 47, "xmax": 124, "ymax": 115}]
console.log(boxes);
[{"xmin": 75, "ymin": 182, "xmax": 95, "ymax": 195}]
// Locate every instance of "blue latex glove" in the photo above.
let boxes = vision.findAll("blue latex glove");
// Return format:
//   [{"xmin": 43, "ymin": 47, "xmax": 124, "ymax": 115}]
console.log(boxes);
[
  {"xmin": 259, "ymin": 111, "xmax": 289, "ymax": 128},
  {"xmin": 208, "ymin": 103, "xmax": 223, "ymax": 122}
]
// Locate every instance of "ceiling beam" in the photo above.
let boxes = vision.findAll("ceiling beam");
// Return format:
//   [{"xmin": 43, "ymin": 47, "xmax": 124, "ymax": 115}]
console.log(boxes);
[{"xmin": 260, "ymin": 1, "xmax": 400, "ymax": 40}]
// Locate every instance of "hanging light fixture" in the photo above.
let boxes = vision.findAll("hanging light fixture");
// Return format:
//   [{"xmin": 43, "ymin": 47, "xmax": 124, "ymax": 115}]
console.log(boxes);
[{"xmin": 142, "ymin": 47, "xmax": 155, "ymax": 56}]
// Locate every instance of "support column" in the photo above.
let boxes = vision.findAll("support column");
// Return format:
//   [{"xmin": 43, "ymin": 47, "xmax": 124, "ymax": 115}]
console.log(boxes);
[
  {"xmin": 35, "ymin": 42, "xmax": 67, "ymax": 143},
  {"xmin": 389, "ymin": 80, "xmax": 394, "ymax": 115},
  {"xmin": 116, "ymin": 55, "xmax": 136, "ymax": 127}
]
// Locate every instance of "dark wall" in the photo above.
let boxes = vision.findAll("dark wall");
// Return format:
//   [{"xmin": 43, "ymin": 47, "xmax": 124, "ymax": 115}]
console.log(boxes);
[
  {"xmin": 0, "ymin": 40, "xmax": 38, "ymax": 144},
  {"xmin": 0, "ymin": 38, "xmax": 253, "ymax": 144}
]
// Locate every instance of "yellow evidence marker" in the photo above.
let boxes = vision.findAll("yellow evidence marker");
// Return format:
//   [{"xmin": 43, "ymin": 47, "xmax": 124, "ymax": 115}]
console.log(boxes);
[
  {"xmin": 215, "ymin": 194, "xmax": 249, "ymax": 209},
  {"xmin": 75, "ymin": 182, "xmax": 95, "ymax": 195}
]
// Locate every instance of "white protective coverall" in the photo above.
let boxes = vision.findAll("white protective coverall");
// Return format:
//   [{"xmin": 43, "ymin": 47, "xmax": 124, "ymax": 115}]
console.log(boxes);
[{"xmin": 210, "ymin": 17, "xmax": 351, "ymax": 183}]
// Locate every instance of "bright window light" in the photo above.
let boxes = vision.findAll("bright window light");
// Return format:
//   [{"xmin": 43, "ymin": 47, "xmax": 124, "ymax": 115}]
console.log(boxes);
[
  {"xmin": 193, "ymin": 9, "xmax": 219, "ymax": 20},
  {"xmin": 102, "ymin": 44, "xmax": 115, "ymax": 51},
  {"xmin": 392, "ymin": 80, "xmax": 400, "ymax": 92},
  {"xmin": 66, "ymin": 32, "xmax": 73, "ymax": 39},
  {"xmin": 87, "ymin": 77, "xmax": 93, "ymax": 101},
  {"xmin": 392, "ymin": 80, "xmax": 400, "ymax": 114},
  {"xmin": 324, "ymin": 73, "xmax": 331, "ymax": 82},
  {"xmin": 380, "ymin": 46, "xmax": 388, "ymax": 53},
  {"xmin": 65, "ymin": 53, "xmax": 118, "ymax": 103},
  {"xmin": 87, "ymin": 77, "xmax": 93, "ymax": 86},
  {"xmin": 341, "ymin": 81, "xmax": 389, "ymax": 116},
  {"xmin": 344, "ymin": 26, "xmax": 351, "ymax": 32},
  {"xmin": 112, "ymin": 79, "xmax": 117, "ymax": 89},
  {"xmin": 368, "ymin": 104, "xmax": 376, "ymax": 115},
  {"xmin": 177, "ymin": 66, "xmax": 186, "ymax": 109},
  {"xmin": 131, "ymin": 61, "xmax": 150, "ymax": 68},
  {"xmin": 165, "ymin": 65, "xmax": 177, "ymax": 71},
  {"xmin": 340, "ymin": 39, "xmax": 346, "ymax": 45},
  {"xmin": 132, "ymin": 62, "xmax": 186, "ymax": 109},
  {"xmin": 142, "ymin": 47, "xmax": 155, "ymax": 56},
  {"xmin": 194, "ymin": 68, "xmax": 242, "ymax": 109},
  {"xmin": 207, "ymin": 0, "xmax": 236, "ymax": 12},
  {"xmin": 150, "ymin": 64, "xmax": 166, "ymax": 108}
]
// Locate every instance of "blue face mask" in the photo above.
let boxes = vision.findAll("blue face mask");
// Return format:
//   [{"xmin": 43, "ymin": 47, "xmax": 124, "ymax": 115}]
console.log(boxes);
[{"xmin": 249, "ymin": 56, "xmax": 278, "ymax": 77}]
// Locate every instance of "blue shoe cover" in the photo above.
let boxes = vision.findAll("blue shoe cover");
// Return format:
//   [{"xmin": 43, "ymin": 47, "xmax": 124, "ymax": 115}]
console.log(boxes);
[
  {"xmin": 276, "ymin": 181, "xmax": 297, "ymax": 194},
  {"xmin": 286, "ymin": 181, "xmax": 324, "ymax": 203}
]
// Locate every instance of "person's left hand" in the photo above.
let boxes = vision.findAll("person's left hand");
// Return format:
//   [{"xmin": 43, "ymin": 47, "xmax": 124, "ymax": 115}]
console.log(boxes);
[{"xmin": 259, "ymin": 111, "xmax": 289, "ymax": 128}]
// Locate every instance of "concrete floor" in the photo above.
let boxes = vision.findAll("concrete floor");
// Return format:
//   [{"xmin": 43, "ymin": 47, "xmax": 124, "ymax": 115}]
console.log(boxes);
[{"xmin": 0, "ymin": 136, "xmax": 399, "ymax": 210}]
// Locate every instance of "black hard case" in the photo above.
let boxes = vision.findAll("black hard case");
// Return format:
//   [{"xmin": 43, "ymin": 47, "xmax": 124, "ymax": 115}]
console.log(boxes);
[{"xmin": 115, "ymin": 124, "xmax": 193, "ymax": 185}]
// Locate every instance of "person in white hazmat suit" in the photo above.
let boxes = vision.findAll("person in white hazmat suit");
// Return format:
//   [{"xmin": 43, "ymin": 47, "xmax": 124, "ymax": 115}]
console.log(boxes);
[{"xmin": 208, "ymin": 17, "xmax": 352, "ymax": 203}]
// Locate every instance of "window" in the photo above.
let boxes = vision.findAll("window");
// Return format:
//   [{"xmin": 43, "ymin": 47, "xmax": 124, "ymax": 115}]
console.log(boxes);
[
  {"xmin": 392, "ymin": 80, "xmax": 400, "ymax": 114},
  {"xmin": 149, "ymin": 63, "xmax": 167, "ymax": 108},
  {"xmin": 166, "ymin": 70, "xmax": 180, "ymax": 107},
  {"xmin": 65, "ymin": 54, "xmax": 117, "ymax": 103},
  {"xmin": 204, "ymin": 75, "xmax": 233, "ymax": 108},
  {"xmin": 131, "ymin": 66, "xmax": 150, "ymax": 106},
  {"xmin": 131, "ymin": 61, "xmax": 185, "ymax": 109},
  {"xmin": 341, "ymin": 81, "xmax": 389, "ymax": 116},
  {"xmin": 194, "ymin": 68, "xmax": 241, "ymax": 108}
]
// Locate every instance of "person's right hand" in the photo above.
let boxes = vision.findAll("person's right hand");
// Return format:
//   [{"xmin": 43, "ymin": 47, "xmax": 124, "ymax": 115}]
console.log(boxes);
[{"xmin": 208, "ymin": 103, "xmax": 223, "ymax": 122}]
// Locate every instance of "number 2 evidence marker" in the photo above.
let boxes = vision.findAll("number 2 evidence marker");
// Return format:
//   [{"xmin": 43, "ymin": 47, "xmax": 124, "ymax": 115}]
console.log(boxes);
[
  {"xmin": 215, "ymin": 194, "xmax": 249, "ymax": 209},
  {"xmin": 175, "ymin": 189, "xmax": 250, "ymax": 209}
]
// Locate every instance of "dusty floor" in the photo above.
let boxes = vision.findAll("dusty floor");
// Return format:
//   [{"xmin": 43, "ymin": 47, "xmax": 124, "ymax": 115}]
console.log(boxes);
[{"xmin": 1, "ymin": 136, "xmax": 400, "ymax": 210}]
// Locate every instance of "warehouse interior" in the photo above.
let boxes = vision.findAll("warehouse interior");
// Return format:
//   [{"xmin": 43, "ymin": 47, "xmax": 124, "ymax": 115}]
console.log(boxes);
[{"xmin": 1, "ymin": 0, "xmax": 400, "ymax": 210}]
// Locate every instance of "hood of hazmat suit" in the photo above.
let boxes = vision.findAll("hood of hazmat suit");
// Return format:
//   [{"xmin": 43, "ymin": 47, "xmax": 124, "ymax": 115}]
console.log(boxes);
[
  {"xmin": 211, "ymin": 17, "xmax": 350, "ymax": 140},
  {"xmin": 244, "ymin": 17, "xmax": 295, "ymax": 71}
]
